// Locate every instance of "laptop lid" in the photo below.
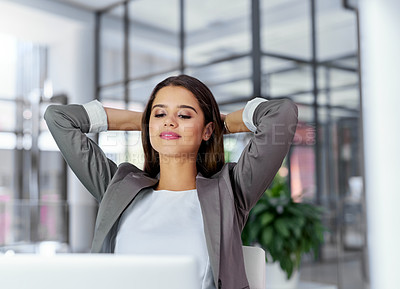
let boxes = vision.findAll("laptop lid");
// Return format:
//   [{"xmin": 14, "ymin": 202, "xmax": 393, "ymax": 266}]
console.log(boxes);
[{"xmin": 0, "ymin": 254, "xmax": 200, "ymax": 289}]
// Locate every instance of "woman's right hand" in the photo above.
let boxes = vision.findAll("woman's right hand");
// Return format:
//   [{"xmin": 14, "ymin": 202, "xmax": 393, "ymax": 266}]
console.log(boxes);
[{"xmin": 104, "ymin": 107, "xmax": 143, "ymax": 131}]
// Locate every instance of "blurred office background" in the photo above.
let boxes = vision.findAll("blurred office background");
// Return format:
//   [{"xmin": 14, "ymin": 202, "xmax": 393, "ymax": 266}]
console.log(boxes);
[{"xmin": 0, "ymin": 0, "xmax": 399, "ymax": 288}]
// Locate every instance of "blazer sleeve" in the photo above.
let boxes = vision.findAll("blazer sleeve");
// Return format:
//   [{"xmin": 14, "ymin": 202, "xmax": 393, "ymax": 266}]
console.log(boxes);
[
  {"xmin": 231, "ymin": 97, "xmax": 298, "ymax": 212},
  {"xmin": 44, "ymin": 102, "xmax": 118, "ymax": 202}
]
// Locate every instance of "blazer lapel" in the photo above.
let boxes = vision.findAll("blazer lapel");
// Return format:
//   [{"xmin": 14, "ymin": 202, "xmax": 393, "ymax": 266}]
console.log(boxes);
[
  {"xmin": 196, "ymin": 174, "xmax": 221, "ymax": 287},
  {"xmin": 92, "ymin": 172, "xmax": 158, "ymax": 252}
]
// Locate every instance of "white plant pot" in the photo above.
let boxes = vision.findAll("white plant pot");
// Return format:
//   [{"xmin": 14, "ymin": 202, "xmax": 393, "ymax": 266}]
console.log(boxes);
[{"xmin": 265, "ymin": 261, "xmax": 299, "ymax": 289}]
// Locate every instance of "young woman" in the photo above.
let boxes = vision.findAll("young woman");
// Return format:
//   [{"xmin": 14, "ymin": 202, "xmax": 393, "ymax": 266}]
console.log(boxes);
[{"xmin": 44, "ymin": 75, "xmax": 298, "ymax": 289}]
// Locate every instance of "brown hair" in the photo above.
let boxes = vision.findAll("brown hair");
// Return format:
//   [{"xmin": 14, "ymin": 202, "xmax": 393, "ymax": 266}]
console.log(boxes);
[{"xmin": 141, "ymin": 75, "xmax": 225, "ymax": 178}]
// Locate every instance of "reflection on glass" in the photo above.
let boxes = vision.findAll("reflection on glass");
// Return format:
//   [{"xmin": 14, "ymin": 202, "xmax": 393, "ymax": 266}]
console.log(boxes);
[
  {"xmin": 0, "ymin": 149, "xmax": 14, "ymax": 206},
  {"xmin": 290, "ymin": 144, "xmax": 316, "ymax": 201},
  {"xmin": 0, "ymin": 199, "xmax": 68, "ymax": 247},
  {"xmin": 0, "ymin": 34, "xmax": 17, "ymax": 99},
  {"xmin": 186, "ymin": 0, "xmax": 251, "ymax": 65},
  {"xmin": 128, "ymin": 71, "xmax": 180, "ymax": 104},
  {"xmin": 100, "ymin": 85, "xmax": 125, "ymax": 102},
  {"xmin": 261, "ymin": 0, "xmax": 311, "ymax": 59},
  {"xmin": 325, "ymin": 68, "xmax": 358, "ymax": 89},
  {"xmin": 265, "ymin": 62, "xmax": 312, "ymax": 97},
  {"xmin": 330, "ymin": 89, "xmax": 359, "ymax": 109},
  {"xmin": 128, "ymin": 0, "xmax": 180, "ymax": 79},
  {"xmin": 316, "ymin": 0, "xmax": 357, "ymax": 61},
  {"xmin": 39, "ymin": 151, "xmax": 66, "ymax": 199},
  {"xmin": 126, "ymin": 131, "xmax": 144, "ymax": 170},
  {"xmin": 100, "ymin": 5, "xmax": 124, "ymax": 85},
  {"xmin": 99, "ymin": 129, "xmax": 126, "ymax": 156},
  {"xmin": 330, "ymin": 56, "xmax": 358, "ymax": 70},
  {"xmin": 187, "ymin": 57, "xmax": 252, "ymax": 102},
  {"xmin": 38, "ymin": 132, "xmax": 58, "ymax": 151},
  {"xmin": 223, "ymin": 133, "xmax": 251, "ymax": 163},
  {"xmin": 208, "ymin": 79, "xmax": 252, "ymax": 104},
  {"xmin": 262, "ymin": 56, "xmax": 312, "ymax": 97},
  {"xmin": 0, "ymin": 101, "xmax": 16, "ymax": 132}
]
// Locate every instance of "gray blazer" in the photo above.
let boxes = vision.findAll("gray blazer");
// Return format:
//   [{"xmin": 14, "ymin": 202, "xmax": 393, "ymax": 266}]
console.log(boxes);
[{"xmin": 44, "ymin": 98, "xmax": 298, "ymax": 289}]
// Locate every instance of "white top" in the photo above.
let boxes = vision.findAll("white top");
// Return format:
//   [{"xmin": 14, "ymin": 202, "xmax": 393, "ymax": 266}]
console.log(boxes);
[{"xmin": 115, "ymin": 188, "xmax": 215, "ymax": 289}]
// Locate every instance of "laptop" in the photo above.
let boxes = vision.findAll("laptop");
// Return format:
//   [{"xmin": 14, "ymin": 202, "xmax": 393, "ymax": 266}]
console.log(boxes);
[{"xmin": 0, "ymin": 254, "xmax": 200, "ymax": 289}]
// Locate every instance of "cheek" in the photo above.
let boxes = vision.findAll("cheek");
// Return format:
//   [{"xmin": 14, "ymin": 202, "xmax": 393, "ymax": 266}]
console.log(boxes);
[
  {"xmin": 183, "ymin": 124, "xmax": 204, "ymax": 142},
  {"xmin": 148, "ymin": 119, "xmax": 160, "ymax": 135},
  {"xmin": 148, "ymin": 119, "xmax": 160, "ymax": 148},
  {"xmin": 148, "ymin": 128, "xmax": 160, "ymax": 153}
]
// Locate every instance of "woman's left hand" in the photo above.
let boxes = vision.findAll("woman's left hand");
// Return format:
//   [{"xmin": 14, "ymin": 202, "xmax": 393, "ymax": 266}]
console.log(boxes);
[{"xmin": 220, "ymin": 109, "xmax": 250, "ymax": 134}]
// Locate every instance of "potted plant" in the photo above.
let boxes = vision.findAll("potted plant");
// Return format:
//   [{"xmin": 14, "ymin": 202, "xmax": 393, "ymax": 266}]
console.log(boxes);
[{"xmin": 242, "ymin": 172, "xmax": 326, "ymax": 286}]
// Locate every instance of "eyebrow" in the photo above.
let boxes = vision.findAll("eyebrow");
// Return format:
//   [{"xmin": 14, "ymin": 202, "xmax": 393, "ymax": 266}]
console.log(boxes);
[{"xmin": 152, "ymin": 104, "xmax": 198, "ymax": 114}]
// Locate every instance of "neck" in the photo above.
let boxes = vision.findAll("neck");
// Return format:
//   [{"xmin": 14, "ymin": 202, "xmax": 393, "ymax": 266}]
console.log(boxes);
[{"xmin": 156, "ymin": 155, "xmax": 198, "ymax": 191}]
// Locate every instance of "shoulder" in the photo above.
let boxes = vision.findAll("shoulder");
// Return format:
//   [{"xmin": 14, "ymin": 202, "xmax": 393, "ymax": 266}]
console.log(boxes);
[
  {"xmin": 114, "ymin": 162, "xmax": 153, "ymax": 181},
  {"xmin": 104, "ymin": 162, "xmax": 158, "ymax": 193},
  {"xmin": 118, "ymin": 162, "xmax": 144, "ymax": 174}
]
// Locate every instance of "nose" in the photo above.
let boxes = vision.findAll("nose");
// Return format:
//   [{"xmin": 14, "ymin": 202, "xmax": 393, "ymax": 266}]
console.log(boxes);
[{"xmin": 163, "ymin": 116, "xmax": 177, "ymax": 128}]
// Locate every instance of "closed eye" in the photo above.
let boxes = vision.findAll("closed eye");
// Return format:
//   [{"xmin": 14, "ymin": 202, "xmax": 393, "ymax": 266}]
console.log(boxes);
[
  {"xmin": 155, "ymin": 113, "xmax": 166, "ymax": 118},
  {"xmin": 179, "ymin": 115, "xmax": 191, "ymax": 119}
]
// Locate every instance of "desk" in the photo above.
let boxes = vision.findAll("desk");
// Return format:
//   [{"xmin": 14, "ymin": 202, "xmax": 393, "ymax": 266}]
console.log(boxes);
[{"xmin": 298, "ymin": 281, "xmax": 338, "ymax": 289}]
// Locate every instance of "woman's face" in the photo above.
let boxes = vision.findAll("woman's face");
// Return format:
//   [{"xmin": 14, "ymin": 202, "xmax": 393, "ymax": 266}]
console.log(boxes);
[{"xmin": 149, "ymin": 86, "xmax": 214, "ymax": 158}]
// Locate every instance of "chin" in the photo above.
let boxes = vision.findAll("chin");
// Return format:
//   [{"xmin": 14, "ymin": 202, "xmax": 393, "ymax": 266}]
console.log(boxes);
[{"xmin": 151, "ymin": 140, "xmax": 200, "ymax": 157}]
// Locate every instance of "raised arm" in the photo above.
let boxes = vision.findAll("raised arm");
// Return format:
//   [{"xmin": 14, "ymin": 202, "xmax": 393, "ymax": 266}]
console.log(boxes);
[
  {"xmin": 44, "ymin": 100, "xmax": 119, "ymax": 202},
  {"xmin": 227, "ymin": 97, "xmax": 298, "ymax": 212},
  {"xmin": 221, "ymin": 108, "xmax": 250, "ymax": 134},
  {"xmin": 104, "ymin": 107, "xmax": 142, "ymax": 131}
]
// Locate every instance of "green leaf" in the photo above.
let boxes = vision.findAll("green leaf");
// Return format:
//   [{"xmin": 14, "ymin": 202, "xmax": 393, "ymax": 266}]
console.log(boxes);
[
  {"xmin": 288, "ymin": 222, "xmax": 301, "ymax": 239},
  {"xmin": 251, "ymin": 203, "xmax": 269, "ymax": 217},
  {"xmin": 260, "ymin": 212, "xmax": 275, "ymax": 227},
  {"xmin": 274, "ymin": 234, "xmax": 284, "ymax": 252},
  {"xmin": 274, "ymin": 218, "xmax": 290, "ymax": 238},
  {"xmin": 286, "ymin": 258, "xmax": 294, "ymax": 279},
  {"xmin": 287, "ymin": 238, "xmax": 297, "ymax": 251},
  {"xmin": 248, "ymin": 221, "xmax": 262, "ymax": 242},
  {"xmin": 261, "ymin": 226, "xmax": 274, "ymax": 246},
  {"xmin": 291, "ymin": 216, "xmax": 305, "ymax": 228},
  {"xmin": 282, "ymin": 217, "xmax": 299, "ymax": 238},
  {"xmin": 286, "ymin": 205, "xmax": 304, "ymax": 217},
  {"xmin": 279, "ymin": 255, "xmax": 294, "ymax": 279}
]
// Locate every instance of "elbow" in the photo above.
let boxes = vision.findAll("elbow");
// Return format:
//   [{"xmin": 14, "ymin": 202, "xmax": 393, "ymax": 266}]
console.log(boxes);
[
  {"xmin": 278, "ymin": 98, "xmax": 298, "ymax": 130},
  {"xmin": 282, "ymin": 98, "xmax": 298, "ymax": 120},
  {"xmin": 44, "ymin": 104, "xmax": 65, "ymax": 129},
  {"xmin": 279, "ymin": 99, "xmax": 298, "ymax": 143},
  {"xmin": 44, "ymin": 105, "xmax": 56, "ymax": 123}
]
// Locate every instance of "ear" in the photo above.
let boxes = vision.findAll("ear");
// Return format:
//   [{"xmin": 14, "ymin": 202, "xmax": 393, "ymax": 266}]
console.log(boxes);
[{"xmin": 202, "ymin": 122, "xmax": 215, "ymax": 141}]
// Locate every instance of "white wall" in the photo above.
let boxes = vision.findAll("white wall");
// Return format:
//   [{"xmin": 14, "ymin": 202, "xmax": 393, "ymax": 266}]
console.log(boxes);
[
  {"xmin": 359, "ymin": 0, "xmax": 400, "ymax": 288},
  {"xmin": 0, "ymin": 0, "xmax": 98, "ymax": 252}
]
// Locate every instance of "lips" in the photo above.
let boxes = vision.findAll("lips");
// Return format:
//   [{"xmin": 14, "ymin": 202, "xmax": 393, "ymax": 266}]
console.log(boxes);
[{"xmin": 160, "ymin": 131, "xmax": 181, "ymax": 140}]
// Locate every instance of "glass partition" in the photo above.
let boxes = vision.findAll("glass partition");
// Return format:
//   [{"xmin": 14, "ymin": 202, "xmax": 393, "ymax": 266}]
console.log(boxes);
[
  {"xmin": 128, "ymin": 0, "xmax": 180, "ymax": 78},
  {"xmin": 186, "ymin": 0, "xmax": 251, "ymax": 66},
  {"xmin": 0, "ymin": 35, "xmax": 69, "ymax": 250},
  {"xmin": 100, "ymin": 5, "xmax": 124, "ymax": 86},
  {"xmin": 94, "ymin": 1, "xmax": 365, "ymax": 287},
  {"xmin": 261, "ymin": 0, "xmax": 311, "ymax": 59}
]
